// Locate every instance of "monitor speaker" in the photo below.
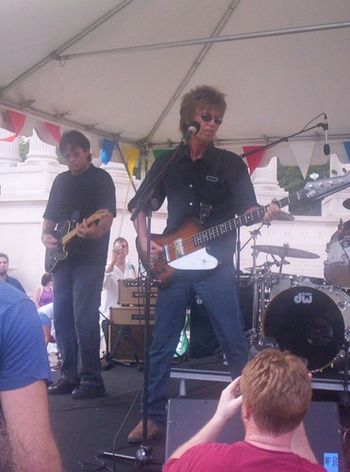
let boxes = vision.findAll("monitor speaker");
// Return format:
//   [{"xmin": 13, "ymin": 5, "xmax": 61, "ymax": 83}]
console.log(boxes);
[{"xmin": 165, "ymin": 399, "xmax": 343, "ymax": 471}]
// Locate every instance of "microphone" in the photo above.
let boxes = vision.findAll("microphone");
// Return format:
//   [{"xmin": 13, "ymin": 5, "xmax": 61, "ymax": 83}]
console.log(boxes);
[
  {"xmin": 323, "ymin": 114, "xmax": 330, "ymax": 156},
  {"xmin": 183, "ymin": 121, "xmax": 200, "ymax": 141}
]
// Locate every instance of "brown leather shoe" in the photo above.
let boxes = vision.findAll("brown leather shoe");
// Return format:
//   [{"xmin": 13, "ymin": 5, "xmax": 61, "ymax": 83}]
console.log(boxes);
[{"xmin": 127, "ymin": 419, "xmax": 163, "ymax": 443}]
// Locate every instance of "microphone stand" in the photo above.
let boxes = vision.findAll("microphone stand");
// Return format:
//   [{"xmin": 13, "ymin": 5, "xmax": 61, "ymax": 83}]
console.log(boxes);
[
  {"xmin": 235, "ymin": 119, "xmax": 327, "ymax": 289},
  {"xmin": 98, "ymin": 139, "xmax": 190, "ymax": 468}
]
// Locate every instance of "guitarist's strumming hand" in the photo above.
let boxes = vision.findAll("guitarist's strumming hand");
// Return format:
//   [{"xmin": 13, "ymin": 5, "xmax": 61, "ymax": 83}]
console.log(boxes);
[
  {"xmin": 42, "ymin": 233, "xmax": 59, "ymax": 249},
  {"xmin": 139, "ymin": 237, "xmax": 164, "ymax": 270}
]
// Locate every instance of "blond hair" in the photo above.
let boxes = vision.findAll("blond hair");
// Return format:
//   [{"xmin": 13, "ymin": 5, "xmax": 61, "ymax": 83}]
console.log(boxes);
[{"xmin": 240, "ymin": 349, "xmax": 312, "ymax": 435}]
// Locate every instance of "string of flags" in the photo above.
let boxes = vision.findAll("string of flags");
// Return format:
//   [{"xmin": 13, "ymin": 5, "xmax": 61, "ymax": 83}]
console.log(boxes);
[
  {"xmin": 0, "ymin": 109, "xmax": 61, "ymax": 145},
  {"xmin": 1, "ymin": 108, "xmax": 350, "ymax": 176}
]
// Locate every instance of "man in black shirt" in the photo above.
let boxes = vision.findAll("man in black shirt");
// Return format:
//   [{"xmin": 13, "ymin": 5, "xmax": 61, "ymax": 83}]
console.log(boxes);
[
  {"xmin": 0, "ymin": 253, "xmax": 25, "ymax": 293},
  {"xmin": 128, "ymin": 85, "xmax": 279, "ymax": 442},
  {"xmin": 42, "ymin": 130, "xmax": 116, "ymax": 399}
]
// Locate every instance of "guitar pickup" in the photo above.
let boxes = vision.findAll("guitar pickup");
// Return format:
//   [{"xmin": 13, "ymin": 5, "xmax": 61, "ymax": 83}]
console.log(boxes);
[{"xmin": 173, "ymin": 238, "xmax": 185, "ymax": 259}]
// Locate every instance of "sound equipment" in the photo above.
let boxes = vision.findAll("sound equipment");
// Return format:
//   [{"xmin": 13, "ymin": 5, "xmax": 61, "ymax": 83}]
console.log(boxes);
[
  {"xmin": 107, "ymin": 307, "xmax": 155, "ymax": 363},
  {"xmin": 110, "ymin": 307, "xmax": 155, "ymax": 325},
  {"xmin": 118, "ymin": 279, "xmax": 158, "ymax": 306},
  {"xmin": 105, "ymin": 279, "xmax": 158, "ymax": 363},
  {"xmin": 165, "ymin": 399, "xmax": 344, "ymax": 470},
  {"xmin": 108, "ymin": 323, "xmax": 153, "ymax": 363}
]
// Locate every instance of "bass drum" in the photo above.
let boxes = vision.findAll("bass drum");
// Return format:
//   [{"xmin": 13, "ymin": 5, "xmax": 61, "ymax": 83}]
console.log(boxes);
[{"xmin": 263, "ymin": 285, "xmax": 348, "ymax": 372}]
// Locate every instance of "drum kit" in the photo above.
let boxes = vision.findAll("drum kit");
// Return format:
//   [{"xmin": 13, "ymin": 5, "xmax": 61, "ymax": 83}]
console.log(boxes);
[{"xmin": 245, "ymin": 202, "xmax": 350, "ymax": 374}]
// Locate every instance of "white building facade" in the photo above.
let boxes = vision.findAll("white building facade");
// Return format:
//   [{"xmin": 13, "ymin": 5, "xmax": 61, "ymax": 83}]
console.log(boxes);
[{"xmin": 1, "ymin": 131, "xmax": 350, "ymax": 298}]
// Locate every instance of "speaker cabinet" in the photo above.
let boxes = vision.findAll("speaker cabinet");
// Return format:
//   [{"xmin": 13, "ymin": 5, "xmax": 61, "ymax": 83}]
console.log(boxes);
[
  {"xmin": 165, "ymin": 399, "xmax": 344, "ymax": 470},
  {"xmin": 108, "ymin": 323, "xmax": 153, "ymax": 363}
]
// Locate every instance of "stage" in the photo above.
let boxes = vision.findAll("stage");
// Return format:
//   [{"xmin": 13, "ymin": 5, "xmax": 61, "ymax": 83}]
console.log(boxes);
[{"xmin": 48, "ymin": 355, "xmax": 349, "ymax": 472}]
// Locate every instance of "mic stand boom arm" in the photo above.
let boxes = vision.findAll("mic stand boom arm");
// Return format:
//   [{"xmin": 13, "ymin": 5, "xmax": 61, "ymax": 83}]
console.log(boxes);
[{"xmin": 240, "ymin": 121, "xmax": 326, "ymax": 159}]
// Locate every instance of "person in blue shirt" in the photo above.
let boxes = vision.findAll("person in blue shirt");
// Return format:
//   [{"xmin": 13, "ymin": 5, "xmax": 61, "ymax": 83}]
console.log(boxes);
[{"xmin": 0, "ymin": 282, "xmax": 62, "ymax": 471}]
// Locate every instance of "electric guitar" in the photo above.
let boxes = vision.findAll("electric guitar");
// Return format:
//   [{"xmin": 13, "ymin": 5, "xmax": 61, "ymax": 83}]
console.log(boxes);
[
  {"xmin": 45, "ymin": 209, "xmax": 109, "ymax": 273},
  {"xmin": 137, "ymin": 172, "xmax": 350, "ymax": 285}
]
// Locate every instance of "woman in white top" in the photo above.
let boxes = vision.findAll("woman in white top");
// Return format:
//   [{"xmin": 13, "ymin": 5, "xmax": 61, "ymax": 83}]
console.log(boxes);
[{"xmin": 100, "ymin": 237, "xmax": 137, "ymax": 317}]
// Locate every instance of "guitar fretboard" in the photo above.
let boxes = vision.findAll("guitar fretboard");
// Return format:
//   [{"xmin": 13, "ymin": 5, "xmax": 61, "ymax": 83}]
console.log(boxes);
[{"xmin": 193, "ymin": 196, "xmax": 291, "ymax": 247}]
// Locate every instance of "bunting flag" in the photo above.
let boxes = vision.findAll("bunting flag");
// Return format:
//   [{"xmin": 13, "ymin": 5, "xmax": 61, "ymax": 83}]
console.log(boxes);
[
  {"xmin": 100, "ymin": 138, "xmax": 116, "ymax": 165},
  {"xmin": 0, "ymin": 110, "xmax": 26, "ymax": 142},
  {"xmin": 153, "ymin": 148, "xmax": 172, "ymax": 159},
  {"xmin": 123, "ymin": 144, "xmax": 139, "ymax": 175},
  {"xmin": 289, "ymin": 141, "xmax": 316, "ymax": 179},
  {"xmin": 242, "ymin": 146, "xmax": 266, "ymax": 175},
  {"xmin": 34, "ymin": 121, "xmax": 61, "ymax": 145}
]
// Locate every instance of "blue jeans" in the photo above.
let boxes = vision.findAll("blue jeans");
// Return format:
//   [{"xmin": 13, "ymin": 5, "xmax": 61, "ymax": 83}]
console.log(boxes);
[
  {"xmin": 53, "ymin": 261, "xmax": 105, "ymax": 386},
  {"xmin": 147, "ymin": 264, "xmax": 248, "ymax": 425}
]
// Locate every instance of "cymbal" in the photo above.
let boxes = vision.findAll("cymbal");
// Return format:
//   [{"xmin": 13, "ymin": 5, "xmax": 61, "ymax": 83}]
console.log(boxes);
[
  {"xmin": 343, "ymin": 198, "xmax": 350, "ymax": 210},
  {"xmin": 252, "ymin": 244, "xmax": 320, "ymax": 259}
]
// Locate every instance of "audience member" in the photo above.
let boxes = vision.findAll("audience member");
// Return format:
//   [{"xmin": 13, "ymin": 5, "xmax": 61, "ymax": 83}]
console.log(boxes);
[
  {"xmin": 100, "ymin": 237, "xmax": 137, "ymax": 317},
  {"xmin": 32, "ymin": 272, "xmax": 54, "ymax": 308},
  {"xmin": 38, "ymin": 302, "xmax": 55, "ymax": 345},
  {"xmin": 0, "ymin": 282, "xmax": 62, "ymax": 471},
  {"xmin": 0, "ymin": 253, "xmax": 25, "ymax": 293},
  {"xmin": 164, "ymin": 349, "xmax": 325, "ymax": 472}
]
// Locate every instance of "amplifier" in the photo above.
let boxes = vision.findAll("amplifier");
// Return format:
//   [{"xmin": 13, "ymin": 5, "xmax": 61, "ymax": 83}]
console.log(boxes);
[
  {"xmin": 109, "ymin": 307, "xmax": 155, "ymax": 325},
  {"xmin": 108, "ymin": 307, "xmax": 155, "ymax": 363},
  {"xmin": 118, "ymin": 279, "xmax": 158, "ymax": 306}
]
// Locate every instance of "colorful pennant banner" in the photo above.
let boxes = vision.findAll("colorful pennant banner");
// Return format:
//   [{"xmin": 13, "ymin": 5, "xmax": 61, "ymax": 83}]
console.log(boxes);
[{"xmin": 100, "ymin": 138, "xmax": 116, "ymax": 165}]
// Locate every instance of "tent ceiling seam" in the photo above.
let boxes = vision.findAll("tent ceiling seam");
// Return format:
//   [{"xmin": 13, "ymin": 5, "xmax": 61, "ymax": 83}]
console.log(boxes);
[
  {"xmin": 57, "ymin": 20, "xmax": 350, "ymax": 60},
  {"xmin": 143, "ymin": 0, "xmax": 241, "ymax": 146}
]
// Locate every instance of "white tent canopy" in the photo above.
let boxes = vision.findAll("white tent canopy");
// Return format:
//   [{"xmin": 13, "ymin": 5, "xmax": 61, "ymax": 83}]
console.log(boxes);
[{"xmin": 1, "ymin": 0, "xmax": 350, "ymax": 159}]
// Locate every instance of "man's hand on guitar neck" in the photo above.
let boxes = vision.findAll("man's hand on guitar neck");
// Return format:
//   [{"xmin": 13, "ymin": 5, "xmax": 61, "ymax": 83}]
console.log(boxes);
[
  {"xmin": 245, "ymin": 200, "xmax": 283, "ymax": 224},
  {"xmin": 76, "ymin": 211, "xmax": 113, "ymax": 240},
  {"xmin": 263, "ymin": 200, "xmax": 284, "ymax": 223}
]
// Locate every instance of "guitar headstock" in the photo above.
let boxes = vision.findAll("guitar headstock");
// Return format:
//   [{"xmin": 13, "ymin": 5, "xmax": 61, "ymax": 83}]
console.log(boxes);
[{"xmin": 300, "ymin": 171, "xmax": 350, "ymax": 201}]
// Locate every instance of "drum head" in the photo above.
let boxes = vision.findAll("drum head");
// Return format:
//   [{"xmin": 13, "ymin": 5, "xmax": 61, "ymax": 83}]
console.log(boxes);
[{"xmin": 264, "ymin": 286, "xmax": 345, "ymax": 371}]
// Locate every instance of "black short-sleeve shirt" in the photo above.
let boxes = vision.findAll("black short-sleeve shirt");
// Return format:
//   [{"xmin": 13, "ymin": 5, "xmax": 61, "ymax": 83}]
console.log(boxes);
[
  {"xmin": 43, "ymin": 164, "xmax": 116, "ymax": 265},
  {"xmin": 128, "ymin": 143, "xmax": 258, "ymax": 263}
]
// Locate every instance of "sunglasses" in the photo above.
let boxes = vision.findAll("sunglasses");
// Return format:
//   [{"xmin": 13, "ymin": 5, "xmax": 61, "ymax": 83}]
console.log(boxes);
[{"xmin": 200, "ymin": 112, "xmax": 223, "ymax": 125}]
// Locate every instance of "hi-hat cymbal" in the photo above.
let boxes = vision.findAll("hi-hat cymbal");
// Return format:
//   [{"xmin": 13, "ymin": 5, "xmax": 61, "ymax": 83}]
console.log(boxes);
[
  {"xmin": 343, "ymin": 198, "xmax": 350, "ymax": 210},
  {"xmin": 252, "ymin": 244, "xmax": 320, "ymax": 259}
]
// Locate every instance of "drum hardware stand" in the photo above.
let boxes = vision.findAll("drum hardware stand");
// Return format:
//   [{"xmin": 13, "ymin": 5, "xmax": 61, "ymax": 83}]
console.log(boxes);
[
  {"xmin": 243, "ymin": 225, "xmax": 277, "ymax": 346},
  {"xmin": 339, "ymin": 339, "xmax": 350, "ymax": 407}
]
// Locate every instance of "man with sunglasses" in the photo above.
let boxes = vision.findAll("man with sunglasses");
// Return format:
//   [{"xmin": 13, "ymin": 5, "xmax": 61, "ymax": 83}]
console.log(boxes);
[{"xmin": 128, "ymin": 85, "xmax": 279, "ymax": 442}]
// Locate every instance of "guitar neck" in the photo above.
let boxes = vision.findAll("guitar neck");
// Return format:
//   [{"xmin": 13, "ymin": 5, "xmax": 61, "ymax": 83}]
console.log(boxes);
[
  {"xmin": 62, "ymin": 227, "xmax": 79, "ymax": 246},
  {"xmin": 193, "ymin": 194, "xmax": 293, "ymax": 246},
  {"xmin": 61, "ymin": 210, "xmax": 108, "ymax": 246}
]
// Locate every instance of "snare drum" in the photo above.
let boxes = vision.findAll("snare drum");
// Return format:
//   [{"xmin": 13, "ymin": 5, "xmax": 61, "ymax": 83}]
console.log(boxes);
[
  {"xmin": 324, "ymin": 221, "xmax": 350, "ymax": 287},
  {"xmin": 263, "ymin": 284, "xmax": 348, "ymax": 371}
]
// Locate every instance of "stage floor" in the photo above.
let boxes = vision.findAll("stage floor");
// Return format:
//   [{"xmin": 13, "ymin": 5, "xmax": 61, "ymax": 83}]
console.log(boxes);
[{"xmin": 48, "ymin": 355, "xmax": 350, "ymax": 472}]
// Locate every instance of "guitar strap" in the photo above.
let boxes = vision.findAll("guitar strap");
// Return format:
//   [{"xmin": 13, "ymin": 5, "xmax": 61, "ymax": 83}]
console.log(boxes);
[{"xmin": 199, "ymin": 157, "xmax": 221, "ymax": 225}]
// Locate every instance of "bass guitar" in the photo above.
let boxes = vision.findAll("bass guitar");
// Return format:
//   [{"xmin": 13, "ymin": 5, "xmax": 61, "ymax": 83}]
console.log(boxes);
[
  {"xmin": 137, "ymin": 172, "xmax": 350, "ymax": 285},
  {"xmin": 45, "ymin": 209, "xmax": 108, "ymax": 273}
]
